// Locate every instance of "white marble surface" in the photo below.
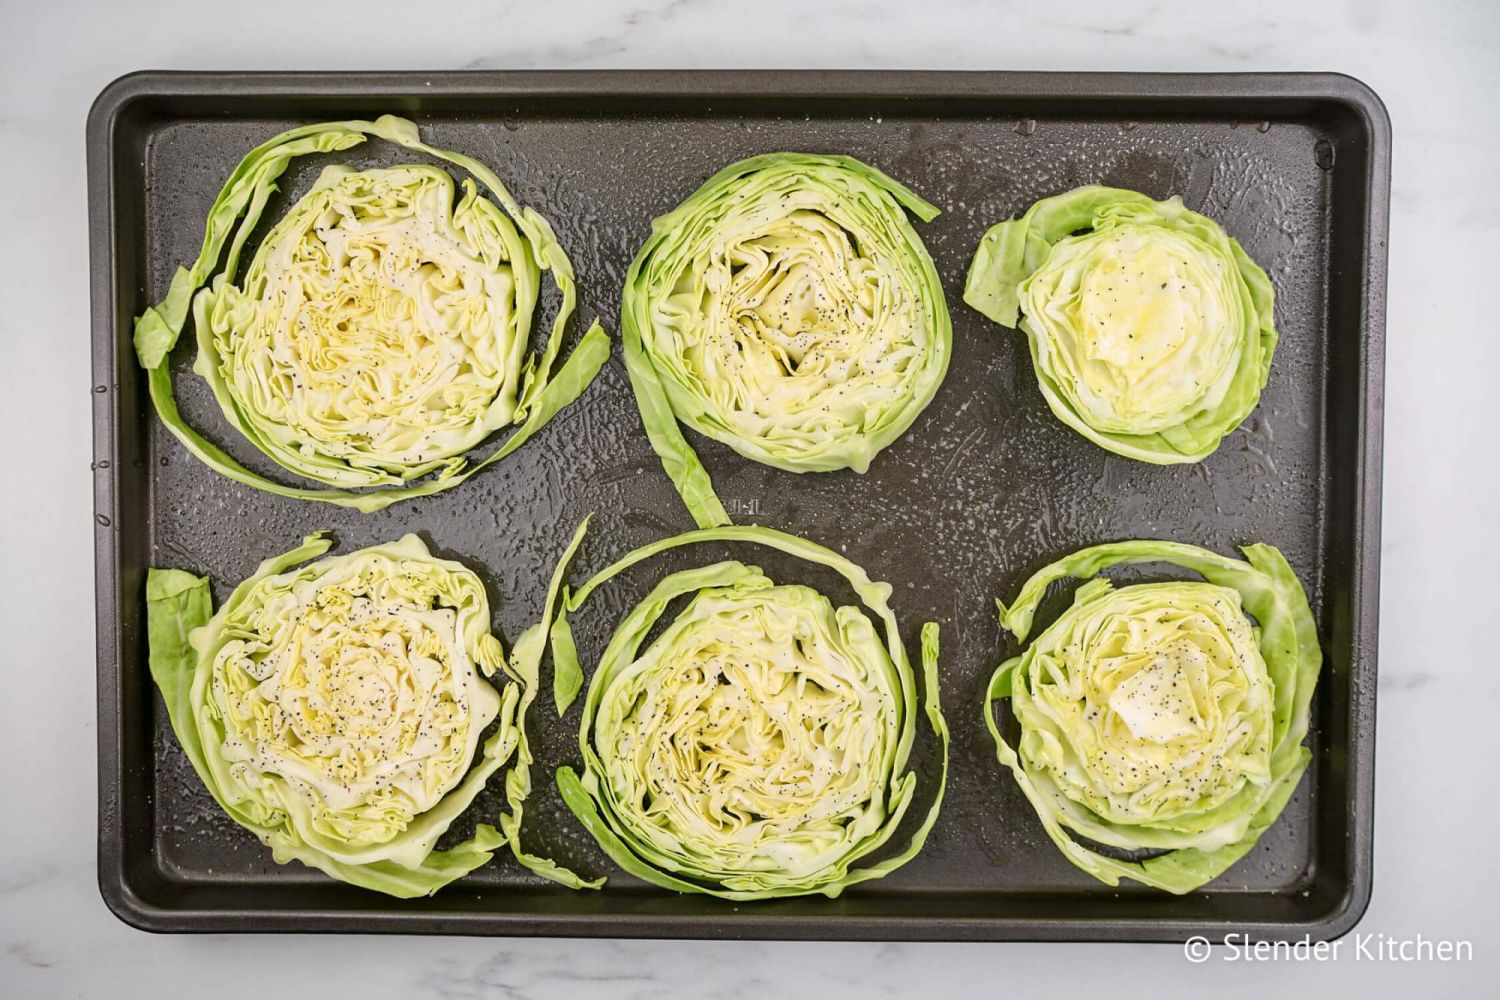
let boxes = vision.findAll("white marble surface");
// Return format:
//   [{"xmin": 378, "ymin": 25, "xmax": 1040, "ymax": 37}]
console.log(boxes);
[{"xmin": 2, "ymin": 0, "xmax": 1496, "ymax": 995}]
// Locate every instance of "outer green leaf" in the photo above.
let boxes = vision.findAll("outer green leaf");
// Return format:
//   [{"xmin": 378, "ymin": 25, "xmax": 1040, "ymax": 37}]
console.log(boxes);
[
  {"xmin": 964, "ymin": 185, "xmax": 1277, "ymax": 464},
  {"xmin": 540, "ymin": 518, "xmax": 593, "ymax": 717},
  {"xmin": 549, "ymin": 610, "xmax": 583, "ymax": 716},
  {"xmin": 622, "ymin": 153, "xmax": 952, "ymax": 527},
  {"xmin": 982, "ymin": 539, "xmax": 1322, "ymax": 894},
  {"xmin": 497, "ymin": 519, "xmax": 604, "ymax": 889},
  {"xmin": 546, "ymin": 521, "xmax": 949, "ymax": 900},
  {"xmin": 133, "ymin": 115, "xmax": 609, "ymax": 512},
  {"xmin": 144, "ymin": 568, "xmax": 216, "ymax": 779}
]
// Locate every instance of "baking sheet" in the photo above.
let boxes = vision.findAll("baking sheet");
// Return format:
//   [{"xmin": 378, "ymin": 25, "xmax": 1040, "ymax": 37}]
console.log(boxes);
[{"xmin": 89, "ymin": 71, "xmax": 1386, "ymax": 939}]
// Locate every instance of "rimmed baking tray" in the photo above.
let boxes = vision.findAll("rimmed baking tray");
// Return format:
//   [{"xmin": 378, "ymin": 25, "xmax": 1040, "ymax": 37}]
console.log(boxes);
[{"xmin": 89, "ymin": 70, "xmax": 1387, "ymax": 940}]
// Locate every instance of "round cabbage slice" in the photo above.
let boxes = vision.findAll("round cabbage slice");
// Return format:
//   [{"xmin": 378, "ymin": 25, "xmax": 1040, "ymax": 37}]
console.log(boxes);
[
  {"xmin": 132, "ymin": 116, "xmax": 610, "ymax": 512},
  {"xmin": 622, "ymin": 153, "xmax": 952, "ymax": 527},
  {"xmin": 144, "ymin": 534, "xmax": 596, "ymax": 897},
  {"xmin": 204, "ymin": 165, "xmax": 533, "ymax": 485},
  {"xmin": 543, "ymin": 521, "xmax": 949, "ymax": 899},
  {"xmin": 983, "ymin": 540, "xmax": 1322, "ymax": 893},
  {"xmin": 964, "ymin": 186, "xmax": 1276, "ymax": 463}
]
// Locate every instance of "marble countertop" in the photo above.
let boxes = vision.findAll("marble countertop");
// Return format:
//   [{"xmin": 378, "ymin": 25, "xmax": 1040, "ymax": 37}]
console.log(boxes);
[{"xmin": 2, "ymin": 0, "xmax": 1495, "ymax": 996}]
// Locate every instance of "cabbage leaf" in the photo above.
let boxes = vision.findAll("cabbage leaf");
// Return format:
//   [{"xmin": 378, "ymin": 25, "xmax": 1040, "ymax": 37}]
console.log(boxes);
[
  {"xmin": 983, "ymin": 539, "xmax": 1321, "ymax": 893},
  {"xmin": 547, "ymin": 522, "xmax": 949, "ymax": 899},
  {"xmin": 622, "ymin": 153, "xmax": 951, "ymax": 527},
  {"xmin": 145, "ymin": 533, "xmax": 592, "ymax": 896},
  {"xmin": 133, "ymin": 116, "xmax": 609, "ymax": 512},
  {"xmin": 964, "ymin": 186, "xmax": 1276, "ymax": 463}
]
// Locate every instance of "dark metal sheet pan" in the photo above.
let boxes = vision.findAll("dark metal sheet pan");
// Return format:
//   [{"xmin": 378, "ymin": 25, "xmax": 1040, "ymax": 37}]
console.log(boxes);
[{"xmin": 89, "ymin": 70, "xmax": 1387, "ymax": 941}]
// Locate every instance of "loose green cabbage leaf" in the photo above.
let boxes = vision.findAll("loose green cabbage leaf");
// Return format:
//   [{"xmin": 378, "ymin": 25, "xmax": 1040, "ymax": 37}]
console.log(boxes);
[
  {"xmin": 133, "ymin": 115, "xmax": 610, "ymax": 512},
  {"xmin": 983, "ymin": 539, "xmax": 1321, "ymax": 893},
  {"xmin": 145, "ymin": 533, "xmax": 589, "ymax": 896},
  {"xmin": 622, "ymin": 153, "xmax": 952, "ymax": 527},
  {"xmin": 964, "ymin": 186, "xmax": 1276, "ymax": 463},
  {"xmin": 547, "ymin": 522, "xmax": 949, "ymax": 899}
]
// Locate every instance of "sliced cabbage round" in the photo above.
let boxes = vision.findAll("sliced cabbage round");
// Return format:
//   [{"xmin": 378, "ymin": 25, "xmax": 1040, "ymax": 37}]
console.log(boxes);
[
  {"xmin": 983, "ymin": 539, "xmax": 1322, "ymax": 893},
  {"xmin": 544, "ymin": 521, "xmax": 949, "ymax": 899},
  {"xmin": 964, "ymin": 186, "xmax": 1276, "ymax": 463},
  {"xmin": 622, "ymin": 153, "xmax": 952, "ymax": 527},
  {"xmin": 144, "ymin": 533, "xmax": 596, "ymax": 897},
  {"xmin": 133, "ymin": 116, "xmax": 610, "ymax": 512}
]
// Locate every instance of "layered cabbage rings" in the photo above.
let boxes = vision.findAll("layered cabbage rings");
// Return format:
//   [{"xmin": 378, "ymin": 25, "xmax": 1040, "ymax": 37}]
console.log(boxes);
[
  {"xmin": 984, "ymin": 540, "xmax": 1321, "ymax": 893},
  {"xmin": 623, "ymin": 153, "xmax": 952, "ymax": 527},
  {"xmin": 545, "ymin": 523, "xmax": 949, "ymax": 898},
  {"xmin": 965, "ymin": 186, "xmax": 1277, "ymax": 463},
  {"xmin": 133, "ymin": 116, "xmax": 609, "ymax": 512},
  {"xmin": 145, "ymin": 535, "xmax": 592, "ymax": 897}
]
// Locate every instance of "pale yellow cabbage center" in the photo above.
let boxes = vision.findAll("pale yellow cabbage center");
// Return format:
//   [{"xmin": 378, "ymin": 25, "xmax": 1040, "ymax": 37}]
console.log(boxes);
[
  {"xmin": 223, "ymin": 166, "xmax": 519, "ymax": 470},
  {"xmin": 599, "ymin": 587, "xmax": 897, "ymax": 878},
  {"xmin": 212, "ymin": 569, "xmax": 490, "ymax": 848},
  {"xmin": 1025, "ymin": 228, "xmax": 1242, "ymax": 435},
  {"xmin": 1025, "ymin": 582, "xmax": 1273, "ymax": 824},
  {"xmin": 668, "ymin": 194, "xmax": 925, "ymax": 445}
]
